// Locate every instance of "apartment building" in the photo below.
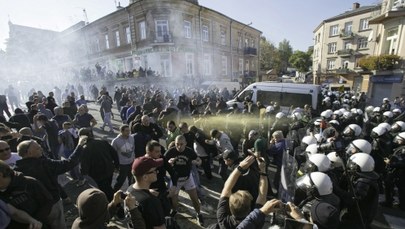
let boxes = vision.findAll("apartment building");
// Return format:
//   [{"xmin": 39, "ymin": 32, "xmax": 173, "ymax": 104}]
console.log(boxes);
[
  {"xmin": 78, "ymin": 0, "xmax": 261, "ymax": 84},
  {"xmin": 6, "ymin": 0, "xmax": 261, "ymax": 85},
  {"xmin": 368, "ymin": 0, "xmax": 405, "ymax": 105},
  {"xmin": 313, "ymin": 3, "xmax": 381, "ymax": 91}
]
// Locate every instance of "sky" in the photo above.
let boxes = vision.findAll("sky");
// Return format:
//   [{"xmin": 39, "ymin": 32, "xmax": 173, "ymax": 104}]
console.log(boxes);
[{"xmin": 0, "ymin": 0, "xmax": 382, "ymax": 52}]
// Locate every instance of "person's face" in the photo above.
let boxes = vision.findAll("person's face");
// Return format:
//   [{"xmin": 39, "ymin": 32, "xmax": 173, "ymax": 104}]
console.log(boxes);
[
  {"xmin": 0, "ymin": 142, "xmax": 11, "ymax": 161},
  {"xmin": 142, "ymin": 117, "xmax": 150, "ymax": 126},
  {"xmin": 79, "ymin": 107, "xmax": 85, "ymax": 115},
  {"xmin": 180, "ymin": 125, "xmax": 188, "ymax": 134},
  {"xmin": 0, "ymin": 173, "xmax": 11, "ymax": 190},
  {"xmin": 175, "ymin": 139, "xmax": 186, "ymax": 152},
  {"xmin": 144, "ymin": 168, "xmax": 158, "ymax": 182},
  {"xmin": 167, "ymin": 123, "xmax": 176, "ymax": 132},
  {"xmin": 121, "ymin": 127, "xmax": 130, "ymax": 137},
  {"xmin": 148, "ymin": 146, "xmax": 162, "ymax": 159}
]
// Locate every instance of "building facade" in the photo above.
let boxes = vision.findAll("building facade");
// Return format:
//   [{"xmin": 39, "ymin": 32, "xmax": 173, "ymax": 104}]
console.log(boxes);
[
  {"xmin": 5, "ymin": 0, "xmax": 261, "ymax": 86},
  {"xmin": 368, "ymin": 0, "xmax": 405, "ymax": 105},
  {"xmin": 313, "ymin": 3, "xmax": 381, "ymax": 92},
  {"xmin": 80, "ymin": 0, "xmax": 261, "ymax": 84}
]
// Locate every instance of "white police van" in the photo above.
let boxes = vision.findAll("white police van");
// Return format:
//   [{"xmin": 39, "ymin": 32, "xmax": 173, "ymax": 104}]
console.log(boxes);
[{"xmin": 226, "ymin": 82, "xmax": 322, "ymax": 112}]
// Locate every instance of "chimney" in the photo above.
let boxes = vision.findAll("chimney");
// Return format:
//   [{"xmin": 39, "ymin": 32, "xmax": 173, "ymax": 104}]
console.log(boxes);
[{"xmin": 353, "ymin": 2, "xmax": 360, "ymax": 10}]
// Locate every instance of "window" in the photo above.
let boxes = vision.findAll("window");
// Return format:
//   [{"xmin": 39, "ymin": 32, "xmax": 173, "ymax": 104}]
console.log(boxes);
[
  {"xmin": 220, "ymin": 29, "xmax": 226, "ymax": 45},
  {"xmin": 105, "ymin": 34, "xmax": 110, "ymax": 49},
  {"xmin": 357, "ymin": 38, "xmax": 368, "ymax": 49},
  {"xmin": 329, "ymin": 25, "xmax": 339, "ymax": 36},
  {"xmin": 386, "ymin": 28, "xmax": 399, "ymax": 54},
  {"xmin": 160, "ymin": 54, "xmax": 171, "ymax": 77},
  {"xmin": 184, "ymin": 20, "xmax": 192, "ymax": 38},
  {"xmin": 202, "ymin": 25, "xmax": 209, "ymax": 41},
  {"xmin": 344, "ymin": 41, "xmax": 352, "ymax": 50},
  {"xmin": 125, "ymin": 27, "xmax": 131, "ymax": 44},
  {"xmin": 328, "ymin": 42, "xmax": 337, "ymax": 54},
  {"xmin": 239, "ymin": 58, "xmax": 243, "ymax": 74},
  {"xmin": 221, "ymin": 55, "xmax": 227, "ymax": 75},
  {"xmin": 238, "ymin": 35, "xmax": 243, "ymax": 49},
  {"xmin": 245, "ymin": 60, "xmax": 249, "ymax": 72},
  {"xmin": 139, "ymin": 21, "xmax": 146, "ymax": 40},
  {"xmin": 238, "ymin": 90, "xmax": 254, "ymax": 102},
  {"xmin": 344, "ymin": 21, "xmax": 352, "ymax": 34},
  {"xmin": 327, "ymin": 59, "xmax": 336, "ymax": 70},
  {"xmin": 185, "ymin": 53, "xmax": 194, "ymax": 76},
  {"xmin": 115, "ymin": 31, "xmax": 120, "ymax": 47},
  {"xmin": 155, "ymin": 20, "xmax": 169, "ymax": 40},
  {"xmin": 203, "ymin": 54, "xmax": 211, "ymax": 76},
  {"xmin": 359, "ymin": 18, "xmax": 370, "ymax": 31}
]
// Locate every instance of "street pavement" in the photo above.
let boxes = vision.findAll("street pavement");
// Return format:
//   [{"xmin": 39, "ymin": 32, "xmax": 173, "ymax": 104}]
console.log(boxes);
[{"xmin": 60, "ymin": 102, "xmax": 405, "ymax": 229}]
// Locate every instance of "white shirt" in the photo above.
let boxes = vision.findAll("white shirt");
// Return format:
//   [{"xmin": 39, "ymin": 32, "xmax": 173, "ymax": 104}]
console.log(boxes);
[{"xmin": 4, "ymin": 153, "xmax": 21, "ymax": 168}]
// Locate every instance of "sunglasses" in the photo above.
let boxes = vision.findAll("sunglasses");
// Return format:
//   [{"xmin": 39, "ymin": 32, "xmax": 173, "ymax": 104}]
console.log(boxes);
[{"xmin": 0, "ymin": 147, "xmax": 10, "ymax": 153}]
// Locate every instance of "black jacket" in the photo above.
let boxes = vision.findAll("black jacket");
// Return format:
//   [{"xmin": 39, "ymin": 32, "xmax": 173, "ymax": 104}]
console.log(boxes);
[
  {"xmin": 15, "ymin": 146, "xmax": 83, "ymax": 203},
  {"xmin": 80, "ymin": 139, "xmax": 119, "ymax": 181},
  {"xmin": 0, "ymin": 172, "xmax": 53, "ymax": 228}
]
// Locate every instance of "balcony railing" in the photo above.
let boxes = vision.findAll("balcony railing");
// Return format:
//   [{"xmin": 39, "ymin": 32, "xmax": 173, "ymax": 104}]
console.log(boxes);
[
  {"xmin": 339, "ymin": 31, "xmax": 355, "ymax": 39},
  {"xmin": 337, "ymin": 49, "xmax": 354, "ymax": 57},
  {"xmin": 243, "ymin": 47, "xmax": 257, "ymax": 56},
  {"xmin": 243, "ymin": 70, "xmax": 257, "ymax": 78},
  {"xmin": 154, "ymin": 33, "xmax": 173, "ymax": 43}
]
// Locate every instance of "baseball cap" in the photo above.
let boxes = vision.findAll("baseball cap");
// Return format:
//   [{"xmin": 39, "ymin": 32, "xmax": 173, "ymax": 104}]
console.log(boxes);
[{"xmin": 131, "ymin": 156, "xmax": 163, "ymax": 176}]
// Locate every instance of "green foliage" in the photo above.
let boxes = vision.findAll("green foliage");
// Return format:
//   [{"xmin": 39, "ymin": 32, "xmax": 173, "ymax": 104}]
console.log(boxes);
[
  {"xmin": 289, "ymin": 50, "xmax": 312, "ymax": 73},
  {"xmin": 358, "ymin": 54, "xmax": 401, "ymax": 71},
  {"xmin": 260, "ymin": 37, "xmax": 294, "ymax": 74}
]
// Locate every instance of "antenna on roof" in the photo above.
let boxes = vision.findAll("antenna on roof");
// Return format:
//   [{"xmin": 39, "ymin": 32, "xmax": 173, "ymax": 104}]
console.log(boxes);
[{"xmin": 83, "ymin": 9, "xmax": 89, "ymax": 25}]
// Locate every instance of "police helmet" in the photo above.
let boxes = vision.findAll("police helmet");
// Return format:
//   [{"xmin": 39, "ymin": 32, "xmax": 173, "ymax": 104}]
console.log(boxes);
[
  {"xmin": 393, "ymin": 132, "xmax": 405, "ymax": 144},
  {"xmin": 302, "ymin": 136, "xmax": 317, "ymax": 146},
  {"xmin": 347, "ymin": 139, "xmax": 372, "ymax": 155},
  {"xmin": 371, "ymin": 126, "xmax": 387, "ymax": 138},
  {"xmin": 265, "ymin": 106, "xmax": 274, "ymax": 113},
  {"xmin": 308, "ymin": 154, "xmax": 331, "ymax": 172},
  {"xmin": 392, "ymin": 121, "xmax": 405, "ymax": 133},
  {"xmin": 292, "ymin": 112, "xmax": 303, "ymax": 121},
  {"xmin": 276, "ymin": 112, "xmax": 285, "ymax": 119},
  {"xmin": 296, "ymin": 172, "xmax": 333, "ymax": 197},
  {"xmin": 347, "ymin": 153, "xmax": 375, "ymax": 173},
  {"xmin": 343, "ymin": 124, "xmax": 362, "ymax": 137},
  {"xmin": 378, "ymin": 122, "xmax": 391, "ymax": 132},
  {"xmin": 327, "ymin": 152, "xmax": 344, "ymax": 168},
  {"xmin": 383, "ymin": 111, "xmax": 393, "ymax": 119},
  {"xmin": 305, "ymin": 144, "xmax": 319, "ymax": 155}
]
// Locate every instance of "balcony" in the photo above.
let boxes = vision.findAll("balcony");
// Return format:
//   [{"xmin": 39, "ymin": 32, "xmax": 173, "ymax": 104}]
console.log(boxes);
[
  {"xmin": 153, "ymin": 33, "xmax": 174, "ymax": 45},
  {"xmin": 339, "ymin": 31, "xmax": 355, "ymax": 40},
  {"xmin": 369, "ymin": 6, "xmax": 405, "ymax": 24},
  {"xmin": 244, "ymin": 47, "xmax": 257, "ymax": 56},
  {"xmin": 335, "ymin": 68, "xmax": 352, "ymax": 75},
  {"xmin": 337, "ymin": 49, "xmax": 354, "ymax": 57}
]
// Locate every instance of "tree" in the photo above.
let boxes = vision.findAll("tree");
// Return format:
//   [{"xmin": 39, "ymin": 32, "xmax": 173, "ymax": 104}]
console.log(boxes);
[
  {"xmin": 289, "ymin": 50, "xmax": 312, "ymax": 73},
  {"xmin": 278, "ymin": 39, "xmax": 293, "ymax": 73},
  {"xmin": 260, "ymin": 36, "xmax": 281, "ymax": 73}
]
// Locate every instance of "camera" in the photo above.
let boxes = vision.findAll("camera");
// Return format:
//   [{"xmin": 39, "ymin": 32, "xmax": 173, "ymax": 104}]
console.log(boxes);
[{"xmin": 318, "ymin": 139, "xmax": 345, "ymax": 153}]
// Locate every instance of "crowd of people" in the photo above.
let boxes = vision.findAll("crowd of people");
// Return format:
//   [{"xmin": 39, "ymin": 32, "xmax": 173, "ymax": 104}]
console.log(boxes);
[{"xmin": 0, "ymin": 82, "xmax": 404, "ymax": 229}]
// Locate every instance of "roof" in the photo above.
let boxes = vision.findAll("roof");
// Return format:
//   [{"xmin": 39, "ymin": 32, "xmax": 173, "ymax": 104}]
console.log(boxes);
[{"xmin": 314, "ymin": 4, "xmax": 380, "ymax": 32}]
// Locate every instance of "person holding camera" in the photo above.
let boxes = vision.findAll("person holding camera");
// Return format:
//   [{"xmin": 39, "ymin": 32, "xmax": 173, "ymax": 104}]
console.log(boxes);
[{"xmin": 72, "ymin": 188, "xmax": 145, "ymax": 229}]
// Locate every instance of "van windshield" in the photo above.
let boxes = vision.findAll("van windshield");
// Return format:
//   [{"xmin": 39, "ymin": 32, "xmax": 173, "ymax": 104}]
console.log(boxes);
[
  {"xmin": 237, "ymin": 90, "xmax": 254, "ymax": 101},
  {"xmin": 257, "ymin": 90, "xmax": 281, "ymax": 105},
  {"xmin": 281, "ymin": 93, "xmax": 312, "ymax": 108}
]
